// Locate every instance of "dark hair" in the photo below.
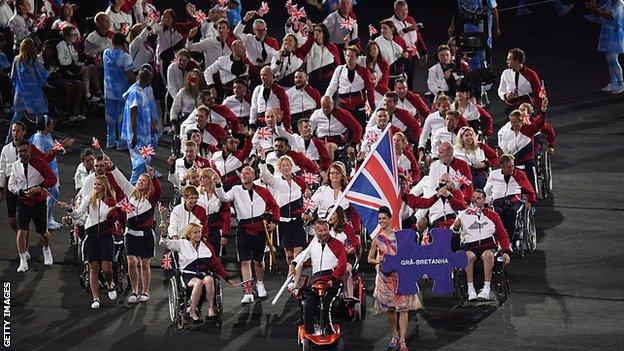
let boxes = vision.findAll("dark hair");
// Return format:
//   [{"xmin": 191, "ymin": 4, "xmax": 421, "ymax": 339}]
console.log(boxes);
[
  {"xmin": 36, "ymin": 115, "xmax": 52, "ymax": 131},
  {"xmin": 378, "ymin": 206, "xmax": 392, "ymax": 218},
  {"xmin": 328, "ymin": 205, "xmax": 346, "ymax": 233},
  {"xmin": 232, "ymin": 77, "xmax": 249, "ymax": 87},
  {"xmin": 95, "ymin": 154, "xmax": 106, "ymax": 162},
  {"xmin": 394, "ymin": 77, "xmax": 408, "ymax": 88},
  {"xmin": 313, "ymin": 23, "xmax": 330, "ymax": 46},
  {"xmin": 314, "ymin": 218, "xmax": 329, "ymax": 228},
  {"xmin": 186, "ymin": 128, "xmax": 201, "ymax": 140},
  {"xmin": 12, "ymin": 121, "xmax": 27, "ymax": 131},
  {"xmin": 384, "ymin": 91, "xmax": 399, "ymax": 103},
  {"xmin": 80, "ymin": 148, "xmax": 94, "ymax": 160},
  {"xmin": 297, "ymin": 118, "xmax": 310, "ymax": 128},
  {"xmin": 508, "ymin": 48, "xmax": 526, "ymax": 64},
  {"xmin": 15, "ymin": 139, "xmax": 30, "ymax": 148},
  {"xmin": 112, "ymin": 32, "xmax": 126, "ymax": 46},
  {"xmin": 437, "ymin": 44, "xmax": 451, "ymax": 53},
  {"xmin": 473, "ymin": 188, "xmax": 486, "ymax": 197},
  {"xmin": 445, "ymin": 110, "xmax": 460, "ymax": 119},
  {"xmin": 274, "ymin": 136, "xmax": 289, "ymax": 145}
]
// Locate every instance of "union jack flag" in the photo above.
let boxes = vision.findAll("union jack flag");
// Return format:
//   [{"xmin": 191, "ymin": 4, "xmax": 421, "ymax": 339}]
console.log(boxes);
[
  {"xmin": 257, "ymin": 127, "xmax": 272, "ymax": 140},
  {"xmin": 139, "ymin": 145, "xmax": 156, "ymax": 159},
  {"xmin": 291, "ymin": 7, "xmax": 306, "ymax": 21},
  {"xmin": 52, "ymin": 140, "xmax": 66, "ymax": 153},
  {"xmin": 57, "ymin": 21, "xmax": 70, "ymax": 30},
  {"xmin": 120, "ymin": 23, "xmax": 130, "ymax": 35},
  {"xmin": 343, "ymin": 125, "xmax": 401, "ymax": 238},
  {"xmin": 148, "ymin": 10, "xmax": 160, "ymax": 22},
  {"xmin": 303, "ymin": 198, "xmax": 317, "ymax": 212},
  {"xmin": 286, "ymin": 0, "xmax": 295, "ymax": 14},
  {"xmin": 161, "ymin": 252, "xmax": 172, "ymax": 270},
  {"xmin": 91, "ymin": 137, "xmax": 101, "ymax": 150},
  {"xmin": 451, "ymin": 171, "xmax": 473, "ymax": 186},
  {"xmin": 368, "ymin": 24, "xmax": 377, "ymax": 36},
  {"xmin": 366, "ymin": 130, "xmax": 379, "ymax": 145},
  {"xmin": 193, "ymin": 10, "xmax": 207, "ymax": 23},
  {"xmin": 258, "ymin": 2, "xmax": 270, "ymax": 17},
  {"xmin": 364, "ymin": 100, "xmax": 372, "ymax": 116},
  {"xmin": 117, "ymin": 198, "xmax": 135, "ymax": 214},
  {"xmin": 302, "ymin": 171, "xmax": 319, "ymax": 185},
  {"xmin": 421, "ymin": 231, "xmax": 431, "ymax": 245},
  {"xmin": 339, "ymin": 17, "xmax": 357, "ymax": 31}
]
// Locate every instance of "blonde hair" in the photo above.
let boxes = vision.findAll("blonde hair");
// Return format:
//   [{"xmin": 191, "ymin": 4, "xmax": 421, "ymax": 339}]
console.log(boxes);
[
  {"xmin": 131, "ymin": 173, "xmax": 153, "ymax": 200},
  {"xmin": 198, "ymin": 168, "xmax": 218, "ymax": 194},
  {"xmin": 455, "ymin": 126, "xmax": 478, "ymax": 151},
  {"xmin": 90, "ymin": 175, "xmax": 115, "ymax": 208},
  {"xmin": 18, "ymin": 38, "xmax": 37, "ymax": 63},
  {"xmin": 277, "ymin": 155, "xmax": 294, "ymax": 171},
  {"xmin": 182, "ymin": 223, "xmax": 203, "ymax": 240}
]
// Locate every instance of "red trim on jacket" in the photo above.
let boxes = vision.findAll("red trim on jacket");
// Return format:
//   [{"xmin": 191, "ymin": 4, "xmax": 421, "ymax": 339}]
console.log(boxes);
[{"xmin": 482, "ymin": 208, "xmax": 512, "ymax": 253}]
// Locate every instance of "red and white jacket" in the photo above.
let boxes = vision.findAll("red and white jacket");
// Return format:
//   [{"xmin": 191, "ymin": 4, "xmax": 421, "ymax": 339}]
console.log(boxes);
[
  {"xmin": 367, "ymin": 107, "xmax": 421, "ymax": 143},
  {"xmin": 215, "ymin": 183, "xmax": 280, "ymax": 235},
  {"xmin": 185, "ymin": 34, "xmax": 234, "ymax": 69},
  {"xmin": 454, "ymin": 143, "xmax": 499, "ymax": 169},
  {"xmin": 223, "ymin": 95, "xmax": 251, "ymax": 124},
  {"xmin": 498, "ymin": 112, "xmax": 546, "ymax": 164},
  {"xmin": 211, "ymin": 138, "xmax": 252, "ymax": 189},
  {"xmin": 250, "ymin": 83, "xmax": 291, "ymax": 128},
  {"xmin": 160, "ymin": 237, "xmax": 229, "ymax": 279},
  {"xmin": 485, "ymin": 169, "xmax": 537, "ymax": 204},
  {"xmin": 209, "ymin": 104, "xmax": 241, "ymax": 132},
  {"xmin": 374, "ymin": 35, "xmax": 410, "ymax": 75},
  {"xmin": 497, "ymin": 66, "xmax": 543, "ymax": 110},
  {"xmin": 295, "ymin": 235, "xmax": 347, "ymax": 282},
  {"xmin": 456, "ymin": 207, "xmax": 512, "ymax": 253},
  {"xmin": 357, "ymin": 56, "xmax": 390, "ymax": 88},
  {"xmin": 389, "ymin": 14, "xmax": 428, "ymax": 58},
  {"xmin": 397, "ymin": 149, "xmax": 421, "ymax": 184},
  {"xmin": 455, "ymin": 101, "xmax": 493, "ymax": 136},
  {"xmin": 112, "ymin": 168, "xmax": 162, "ymax": 236},
  {"xmin": 7, "ymin": 157, "xmax": 57, "ymax": 206},
  {"xmin": 198, "ymin": 190, "xmax": 232, "ymax": 236},
  {"xmin": 270, "ymin": 51, "xmax": 305, "ymax": 87},
  {"xmin": 168, "ymin": 156, "xmax": 214, "ymax": 190},
  {"xmin": 397, "ymin": 91, "xmax": 430, "ymax": 121},
  {"xmin": 275, "ymin": 124, "xmax": 332, "ymax": 171},
  {"xmin": 0, "ymin": 142, "xmax": 58, "ymax": 189},
  {"xmin": 168, "ymin": 203, "xmax": 208, "ymax": 239},
  {"xmin": 286, "ymin": 84, "xmax": 321, "ymax": 116},
  {"xmin": 297, "ymin": 33, "xmax": 341, "ymax": 75},
  {"xmin": 325, "ymin": 64, "xmax": 375, "ymax": 110},
  {"xmin": 428, "ymin": 157, "xmax": 474, "ymax": 201},
  {"xmin": 259, "ymin": 164, "xmax": 307, "ymax": 220},
  {"xmin": 69, "ymin": 196, "xmax": 121, "ymax": 236},
  {"xmin": 309, "ymin": 107, "xmax": 363, "ymax": 144},
  {"xmin": 233, "ymin": 22, "xmax": 279, "ymax": 66},
  {"xmin": 204, "ymin": 54, "xmax": 251, "ymax": 86}
]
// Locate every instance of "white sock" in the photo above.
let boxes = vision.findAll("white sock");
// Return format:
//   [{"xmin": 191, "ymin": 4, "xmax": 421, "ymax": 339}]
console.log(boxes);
[
  {"xmin": 43, "ymin": 246, "xmax": 50, "ymax": 252},
  {"xmin": 468, "ymin": 282, "xmax": 475, "ymax": 294},
  {"xmin": 483, "ymin": 281, "xmax": 491, "ymax": 292},
  {"xmin": 19, "ymin": 253, "xmax": 27, "ymax": 262}
]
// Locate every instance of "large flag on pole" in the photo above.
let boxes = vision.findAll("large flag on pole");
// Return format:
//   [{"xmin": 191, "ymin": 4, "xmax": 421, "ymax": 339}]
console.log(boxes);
[{"xmin": 329, "ymin": 125, "xmax": 402, "ymax": 238}]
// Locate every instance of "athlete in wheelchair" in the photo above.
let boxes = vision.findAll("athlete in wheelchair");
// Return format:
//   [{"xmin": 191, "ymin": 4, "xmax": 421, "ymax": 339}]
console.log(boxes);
[
  {"xmin": 451, "ymin": 189, "xmax": 511, "ymax": 301},
  {"xmin": 160, "ymin": 223, "xmax": 236, "ymax": 327},
  {"xmin": 290, "ymin": 219, "xmax": 347, "ymax": 349},
  {"xmin": 484, "ymin": 154, "xmax": 537, "ymax": 257}
]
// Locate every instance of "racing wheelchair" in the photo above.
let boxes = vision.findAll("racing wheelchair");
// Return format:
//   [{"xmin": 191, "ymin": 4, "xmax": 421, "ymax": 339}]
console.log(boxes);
[
  {"xmin": 165, "ymin": 253, "xmax": 224, "ymax": 329},
  {"xmin": 296, "ymin": 279, "xmax": 345, "ymax": 351}
]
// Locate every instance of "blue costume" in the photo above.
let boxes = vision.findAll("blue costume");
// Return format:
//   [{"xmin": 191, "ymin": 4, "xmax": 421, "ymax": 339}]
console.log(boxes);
[
  {"xmin": 599, "ymin": 0, "xmax": 624, "ymax": 89},
  {"xmin": 30, "ymin": 130, "xmax": 60, "ymax": 226},
  {"xmin": 8, "ymin": 57, "xmax": 49, "ymax": 142},
  {"xmin": 121, "ymin": 82, "xmax": 154, "ymax": 184},
  {"xmin": 103, "ymin": 47, "xmax": 134, "ymax": 148}
]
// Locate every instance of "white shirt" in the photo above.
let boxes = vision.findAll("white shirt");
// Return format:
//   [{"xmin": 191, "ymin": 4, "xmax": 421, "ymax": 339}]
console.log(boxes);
[
  {"xmin": 418, "ymin": 111, "xmax": 445, "ymax": 149},
  {"xmin": 374, "ymin": 36, "xmax": 404, "ymax": 66},
  {"xmin": 185, "ymin": 36, "xmax": 231, "ymax": 69},
  {"xmin": 286, "ymin": 86, "xmax": 318, "ymax": 115},
  {"xmin": 311, "ymin": 185, "xmax": 349, "ymax": 218},
  {"xmin": 223, "ymin": 95, "xmax": 251, "ymax": 121},
  {"xmin": 105, "ymin": 7, "xmax": 132, "ymax": 32},
  {"xmin": 427, "ymin": 63, "xmax": 450, "ymax": 94},
  {"xmin": 498, "ymin": 68, "xmax": 534, "ymax": 101},
  {"xmin": 129, "ymin": 27, "xmax": 155, "ymax": 70},
  {"xmin": 84, "ymin": 30, "xmax": 113, "ymax": 56},
  {"xmin": 233, "ymin": 22, "xmax": 276, "ymax": 65}
]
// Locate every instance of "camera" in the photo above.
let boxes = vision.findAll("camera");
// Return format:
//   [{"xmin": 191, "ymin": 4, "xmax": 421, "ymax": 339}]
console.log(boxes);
[{"xmin": 442, "ymin": 62, "xmax": 456, "ymax": 72}]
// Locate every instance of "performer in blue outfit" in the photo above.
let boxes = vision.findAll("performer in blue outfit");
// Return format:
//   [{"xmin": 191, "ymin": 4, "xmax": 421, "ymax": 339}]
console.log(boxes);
[
  {"xmin": 103, "ymin": 32, "xmax": 135, "ymax": 150},
  {"xmin": 121, "ymin": 68, "xmax": 155, "ymax": 184},
  {"xmin": 586, "ymin": 0, "xmax": 624, "ymax": 94},
  {"xmin": 8, "ymin": 38, "xmax": 49, "ymax": 143}
]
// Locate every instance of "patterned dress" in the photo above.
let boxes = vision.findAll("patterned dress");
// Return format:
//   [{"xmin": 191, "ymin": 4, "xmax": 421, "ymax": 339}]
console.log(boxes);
[
  {"xmin": 598, "ymin": 0, "xmax": 624, "ymax": 54},
  {"xmin": 373, "ymin": 231, "xmax": 422, "ymax": 313}
]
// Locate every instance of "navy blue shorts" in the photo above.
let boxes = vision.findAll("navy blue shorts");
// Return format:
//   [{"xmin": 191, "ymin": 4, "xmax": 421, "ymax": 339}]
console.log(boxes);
[
  {"xmin": 236, "ymin": 228, "xmax": 265, "ymax": 263},
  {"xmin": 279, "ymin": 217, "xmax": 307, "ymax": 249},
  {"xmin": 125, "ymin": 230, "xmax": 155, "ymax": 259},
  {"xmin": 83, "ymin": 234, "xmax": 114, "ymax": 262}
]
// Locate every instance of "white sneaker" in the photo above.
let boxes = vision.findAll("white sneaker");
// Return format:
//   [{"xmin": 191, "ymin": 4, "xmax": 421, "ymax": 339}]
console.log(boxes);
[
  {"xmin": 611, "ymin": 84, "xmax": 624, "ymax": 95},
  {"xmin": 43, "ymin": 248, "xmax": 53, "ymax": 266},
  {"xmin": 256, "ymin": 281, "xmax": 267, "ymax": 298},
  {"xmin": 25, "ymin": 251, "xmax": 31, "ymax": 261},
  {"xmin": 602, "ymin": 84, "xmax": 613, "ymax": 92},
  {"xmin": 87, "ymin": 95, "xmax": 101, "ymax": 102},
  {"xmin": 468, "ymin": 290, "xmax": 477, "ymax": 301},
  {"xmin": 477, "ymin": 289, "xmax": 491, "ymax": 300},
  {"xmin": 17, "ymin": 260, "xmax": 28, "ymax": 273},
  {"xmin": 108, "ymin": 288, "xmax": 118, "ymax": 301},
  {"xmin": 127, "ymin": 293, "xmax": 138, "ymax": 304},
  {"xmin": 241, "ymin": 294, "xmax": 254, "ymax": 304},
  {"xmin": 138, "ymin": 293, "xmax": 150, "ymax": 302},
  {"xmin": 48, "ymin": 220, "xmax": 62, "ymax": 230},
  {"xmin": 91, "ymin": 300, "xmax": 101, "ymax": 309}
]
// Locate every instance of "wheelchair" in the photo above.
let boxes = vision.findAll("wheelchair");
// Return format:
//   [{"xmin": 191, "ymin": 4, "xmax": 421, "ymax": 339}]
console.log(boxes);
[
  {"xmin": 453, "ymin": 250, "xmax": 511, "ymax": 305},
  {"xmin": 512, "ymin": 198, "xmax": 537, "ymax": 258},
  {"xmin": 534, "ymin": 134, "xmax": 553, "ymax": 201},
  {"xmin": 165, "ymin": 253, "xmax": 224, "ymax": 330},
  {"xmin": 331, "ymin": 253, "xmax": 367, "ymax": 322},
  {"xmin": 297, "ymin": 279, "xmax": 345, "ymax": 351}
]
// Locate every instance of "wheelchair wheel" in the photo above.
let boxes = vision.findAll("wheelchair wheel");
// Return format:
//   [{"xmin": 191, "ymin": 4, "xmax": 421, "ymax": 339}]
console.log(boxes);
[
  {"xmin": 544, "ymin": 151, "xmax": 553, "ymax": 195},
  {"xmin": 524, "ymin": 210, "xmax": 537, "ymax": 253},
  {"xmin": 355, "ymin": 275, "xmax": 367, "ymax": 320},
  {"xmin": 453, "ymin": 269, "xmax": 467, "ymax": 302},
  {"xmin": 301, "ymin": 339, "xmax": 310, "ymax": 351},
  {"xmin": 336, "ymin": 337, "xmax": 344, "ymax": 351},
  {"xmin": 494, "ymin": 265, "xmax": 511, "ymax": 304},
  {"xmin": 167, "ymin": 276, "xmax": 179, "ymax": 322}
]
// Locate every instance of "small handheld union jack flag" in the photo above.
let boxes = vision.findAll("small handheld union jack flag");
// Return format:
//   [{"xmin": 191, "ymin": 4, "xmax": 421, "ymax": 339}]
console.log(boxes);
[
  {"xmin": 257, "ymin": 127, "xmax": 272, "ymax": 140},
  {"xmin": 366, "ymin": 130, "xmax": 379, "ymax": 145},
  {"xmin": 286, "ymin": 0, "xmax": 295, "ymax": 14},
  {"xmin": 148, "ymin": 10, "xmax": 160, "ymax": 22},
  {"xmin": 91, "ymin": 137, "xmax": 101, "ymax": 150},
  {"xmin": 303, "ymin": 198, "xmax": 317, "ymax": 212},
  {"xmin": 120, "ymin": 23, "xmax": 130, "ymax": 35},
  {"xmin": 139, "ymin": 145, "xmax": 156, "ymax": 159},
  {"xmin": 257, "ymin": 2, "xmax": 270, "ymax": 17},
  {"xmin": 368, "ymin": 24, "xmax": 377, "ymax": 36},
  {"xmin": 302, "ymin": 171, "xmax": 319, "ymax": 185},
  {"xmin": 194, "ymin": 10, "xmax": 207, "ymax": 23},
  {"xmin": 57, "ymin": 21, "xmax": 69, "ymax": 30},
  {"xmin": 539, "ymin": 80, "xmax": 547, "ymax": 99},
  {"xmin": 422, "ymin": 232, "xmax": 431, "ymax": 246},
  {"xmin": 291, "ymin": 7, "xmax": 306, "ymax": 21},
  {"xmin": 161, "ymin": 252, "xmax": 172, "ymax": 270},
  {"xmin": 364, "ymin": 100, "xmax": 372, "ymax": 116},
  {"xmin": 451, "ymin": 171, "xmax": 473, "ymax": 186},
  {"xmin": 117, "ymin": 198, "xmax": 135, "ymax": 214},
  {"xmin": 339, "ymin": 17, "xmax": 357, "ymax": 31},
  {"xmin": 53, "ymin": 140, "xmax": 66, "ymax": 154}
]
